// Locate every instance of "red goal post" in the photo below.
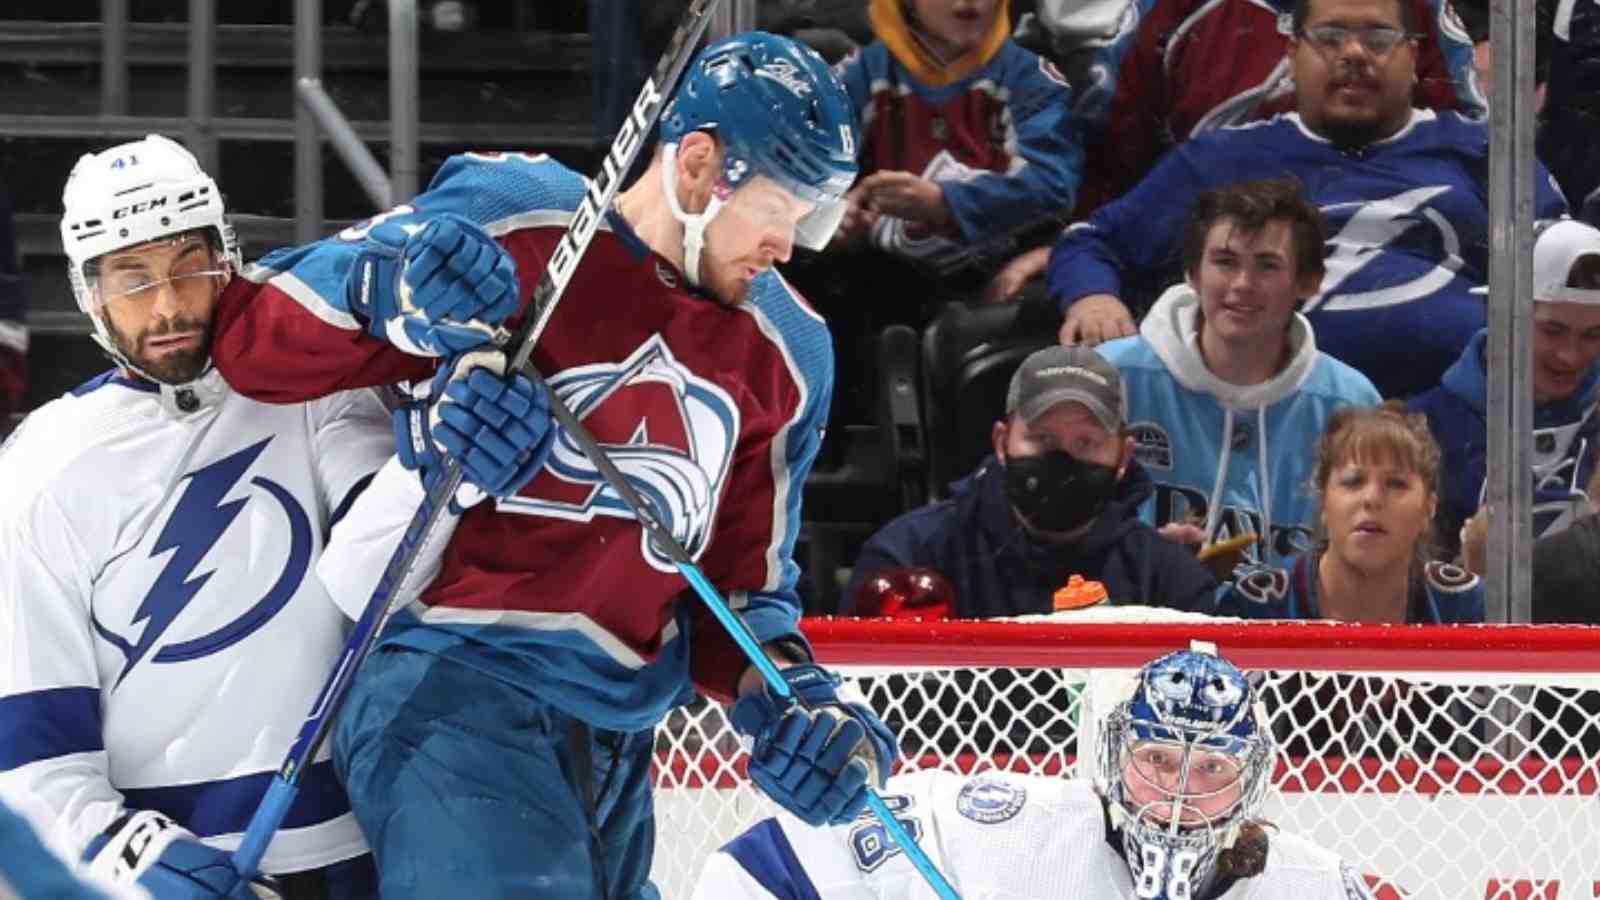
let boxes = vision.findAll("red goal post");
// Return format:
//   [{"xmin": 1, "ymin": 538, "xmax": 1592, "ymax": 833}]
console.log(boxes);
[{"xmin": 649, "ymin": 616, "xmax": 1600, "ymax": 900}]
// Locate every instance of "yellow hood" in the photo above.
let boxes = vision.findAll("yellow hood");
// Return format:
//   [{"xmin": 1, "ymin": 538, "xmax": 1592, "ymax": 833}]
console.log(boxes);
[{"xmin": 869, "ymin": 0, "xmax": 1012, "ymax": 88}]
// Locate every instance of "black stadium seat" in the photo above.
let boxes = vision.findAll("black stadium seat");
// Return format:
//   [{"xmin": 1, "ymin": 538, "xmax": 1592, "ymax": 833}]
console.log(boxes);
[{"xmin": 918, "ymin": 302, "xmax": 1054, "ymax": 500}]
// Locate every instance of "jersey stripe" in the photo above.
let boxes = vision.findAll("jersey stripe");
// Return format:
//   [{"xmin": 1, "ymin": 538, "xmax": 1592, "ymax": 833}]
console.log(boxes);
[
  {"xmin": 119, "ymin": 759, "xmax": 347, "ymax": 838},
  {"xmin": 0, "ymin": 688, "xmax": 103, "ymax": 770},
  {"xmin": 723, "ymin": 817, "xmax": 824, "ymax": 900}
]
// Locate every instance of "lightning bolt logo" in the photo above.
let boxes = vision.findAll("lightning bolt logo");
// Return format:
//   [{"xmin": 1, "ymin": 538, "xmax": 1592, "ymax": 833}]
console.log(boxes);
[
  {"xmin": 1305, "ymin": 185, "xmax": 1463, "ymax": 314},
  {"xmin": 98, "ymin": 439, "xmax": 271, "ymax": 688}
]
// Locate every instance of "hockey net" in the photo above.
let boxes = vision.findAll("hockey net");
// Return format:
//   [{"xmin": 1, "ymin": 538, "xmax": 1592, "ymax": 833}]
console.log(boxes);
[{"xmin": 649, "ymin": 614, "xmax": 1600, "ymax": 899}]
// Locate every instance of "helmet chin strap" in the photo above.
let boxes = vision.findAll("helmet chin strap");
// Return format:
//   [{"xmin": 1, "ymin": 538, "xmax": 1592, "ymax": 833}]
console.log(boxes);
[{"xmin": 661, "ymin": 142, "xmax": 728, "ymax": 288}]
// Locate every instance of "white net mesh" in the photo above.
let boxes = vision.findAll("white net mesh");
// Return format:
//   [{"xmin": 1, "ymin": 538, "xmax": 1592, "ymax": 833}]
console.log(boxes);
[{"xmin": 649, "ymin": 618, "xmax": 1600, "ymax": 899}]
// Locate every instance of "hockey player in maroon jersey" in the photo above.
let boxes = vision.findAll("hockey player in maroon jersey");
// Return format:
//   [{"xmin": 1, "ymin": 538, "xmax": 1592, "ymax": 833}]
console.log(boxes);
[{"xmin": 207, "ymin": 32, "xmax": 897, "ymax": 899}]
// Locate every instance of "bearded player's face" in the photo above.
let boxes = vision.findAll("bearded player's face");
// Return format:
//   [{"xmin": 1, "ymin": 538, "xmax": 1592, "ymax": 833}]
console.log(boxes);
[
  {"xmin": 92, "ymin": 230, "xmax": 228, "ymax": 384},
  {"xmin": 700, "ymin": 176, "xmax": 814, "ymax": 307}
]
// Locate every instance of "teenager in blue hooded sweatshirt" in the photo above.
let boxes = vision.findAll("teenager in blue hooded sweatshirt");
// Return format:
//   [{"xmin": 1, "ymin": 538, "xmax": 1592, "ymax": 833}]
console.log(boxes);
[
  {"xmin": 1096, "ymin": 178, "xmax": 1380, "ymax": 570},
  {"xmin": 1409, "ymin": 218, "xmax": 1600, "ymax": 560},
  {"xmin": 842, "ymin": 345, "xmax": 1219, "ymax": 617}
]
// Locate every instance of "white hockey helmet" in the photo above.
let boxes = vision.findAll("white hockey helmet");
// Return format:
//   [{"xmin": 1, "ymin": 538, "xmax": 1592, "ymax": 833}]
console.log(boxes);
[{"xmin": 60, "ymin": 134, "xmax": 240, "ymax": 320}]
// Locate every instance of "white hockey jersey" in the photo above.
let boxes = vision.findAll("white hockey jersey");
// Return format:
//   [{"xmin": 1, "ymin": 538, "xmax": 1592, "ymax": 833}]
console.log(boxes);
[
  {"xmin": 692, "ymin": 770, "xmax": 1380, "ymax": 900},
  {"xmin": 0, "ymin": 367, "xmax": 390, "ymax": 874}
]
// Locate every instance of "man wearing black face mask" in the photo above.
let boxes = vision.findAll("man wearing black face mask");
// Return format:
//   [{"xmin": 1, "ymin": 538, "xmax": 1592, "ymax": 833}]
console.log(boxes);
[{"xmin": 843, "ymin": 346, "xmax": 1220, "ymax": 617}]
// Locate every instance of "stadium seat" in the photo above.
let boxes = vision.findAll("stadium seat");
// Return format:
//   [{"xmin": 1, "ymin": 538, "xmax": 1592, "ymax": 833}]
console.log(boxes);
[
  {"xmin": 799, "ymin": 325, "xmax": 932, "ymax": 614},
  {"xmin": 918, "ymin": 301, "xmax": 1054, "ymax": 500}
]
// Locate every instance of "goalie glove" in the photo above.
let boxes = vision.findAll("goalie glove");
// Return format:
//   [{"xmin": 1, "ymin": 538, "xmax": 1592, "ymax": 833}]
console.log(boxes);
[
  {"xmin": 393, "ymin": 350, "xmax": 557, "ymax": 510},
  {"xmin": 83, "ymin": 810, "xmax": 280, "ymax": 899},
  {"xmin": 346, "ymin": 212, "xmax": 519, "ymax": 357},
  {"xmin": 730, "ymin": 664, "xmax": 898, "ymax": 827}
]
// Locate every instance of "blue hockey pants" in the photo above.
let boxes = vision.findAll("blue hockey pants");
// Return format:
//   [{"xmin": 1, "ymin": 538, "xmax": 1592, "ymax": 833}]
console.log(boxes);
[{"xmin": 332, "ymin": 644, "xmax": 659, "ymax": 899}]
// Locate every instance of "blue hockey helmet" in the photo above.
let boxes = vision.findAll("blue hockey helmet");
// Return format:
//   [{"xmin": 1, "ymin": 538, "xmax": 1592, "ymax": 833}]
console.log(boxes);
[
  {"xmin": 1096, "ymin": 648, "xmax": 1275, "ymax": 899},
  {"xmin": 658, "ymin": 31, "xmax": 859, "ymax": 283}
]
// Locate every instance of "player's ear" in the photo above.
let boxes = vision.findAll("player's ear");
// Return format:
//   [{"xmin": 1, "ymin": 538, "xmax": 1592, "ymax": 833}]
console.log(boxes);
[{"xmin": 675, "ymin": 131, "xmax": 721, "ymax": 213}]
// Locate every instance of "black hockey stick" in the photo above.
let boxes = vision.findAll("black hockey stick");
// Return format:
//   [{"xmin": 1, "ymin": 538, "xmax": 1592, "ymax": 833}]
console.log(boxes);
[{"xmin": 232, "ymin": 0, "xmax": 723, "ymax": 875}]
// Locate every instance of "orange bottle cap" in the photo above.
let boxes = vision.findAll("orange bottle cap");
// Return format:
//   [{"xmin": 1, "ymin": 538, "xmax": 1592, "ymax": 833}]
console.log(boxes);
[{"xmin": 1053, "ymin": 574, "xmax": 1109, "ymax": 611}]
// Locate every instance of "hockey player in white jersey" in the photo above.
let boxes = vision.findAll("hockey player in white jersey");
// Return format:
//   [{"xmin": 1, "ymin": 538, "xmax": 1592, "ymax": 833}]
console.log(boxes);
[
  {"xmin": 693, "ymin": 647, "xmax": 1383, "ymax": 899},
  {"xmin": 0, "ymin": 135, "xmax": 410, "ymax": 899}
]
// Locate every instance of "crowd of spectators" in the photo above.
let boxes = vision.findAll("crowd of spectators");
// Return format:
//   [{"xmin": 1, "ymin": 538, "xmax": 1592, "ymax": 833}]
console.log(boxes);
[{"xmin": 747, "ymin": 0, "xmax": 1600, "ymax": 627}]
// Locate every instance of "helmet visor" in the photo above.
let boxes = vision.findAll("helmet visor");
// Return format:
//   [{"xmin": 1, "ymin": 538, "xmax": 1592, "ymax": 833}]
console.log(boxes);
[
  {"xmin": 795, "ymin": 196, "xmax": 848, "ymax": 251},
  {"xmin": 718, "ymin": 174, "xmax": 850, "ymax": 254},
  {"xmin": 83, "ymin": 232, "xmax": 226, "ymax": 313}
]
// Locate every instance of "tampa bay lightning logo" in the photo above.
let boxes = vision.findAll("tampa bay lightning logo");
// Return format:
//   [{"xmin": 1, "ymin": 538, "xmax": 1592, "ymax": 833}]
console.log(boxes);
[
  {"xmin": 956, "ymin": 778, "xmax": 1027, "ymax": 824},
  {"xmin": 1305, "ymin": 185, "xmax": 1466, "ymax": 314},
  {"xmin": 92, "ymin": 437, "xmax": 311, "ymax": 687},
  {"xmin": 499, "ymin": 335, "xmax": 739, "ymax": 573}
]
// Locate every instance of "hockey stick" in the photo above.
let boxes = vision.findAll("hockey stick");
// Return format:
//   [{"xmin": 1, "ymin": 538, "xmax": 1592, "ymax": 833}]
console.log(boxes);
[
  {"xmin": 524, "ymin": 369, "xmax": 963, "ymax": 900},
  {"xmin": 230, "ymin": 0, "xmax": 723, "ymax": 877}
]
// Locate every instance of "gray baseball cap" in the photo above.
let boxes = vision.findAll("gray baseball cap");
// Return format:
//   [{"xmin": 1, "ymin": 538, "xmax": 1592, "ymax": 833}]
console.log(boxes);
[{"xmin": 1006, "ymin": 345, "xmax": 1126, "ymax": 433}]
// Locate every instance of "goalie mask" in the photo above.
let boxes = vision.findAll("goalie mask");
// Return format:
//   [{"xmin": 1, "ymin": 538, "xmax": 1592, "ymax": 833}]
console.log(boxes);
[
  {"xmin": 60, "ymin": 134, "xmax": 240, "ymax": 382},
  {"xmin": 1096, "ymin": 649, "xmax": 1275, "ymax": 900},
  {"xmin": 658, "ymin": 31, "xmax": 859, "ymax": 287}
]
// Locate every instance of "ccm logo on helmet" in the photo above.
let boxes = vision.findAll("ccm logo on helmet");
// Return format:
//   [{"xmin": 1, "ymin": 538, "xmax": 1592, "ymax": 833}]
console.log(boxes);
[{"xmin": 112, "ymin": 197, "xmax": 170, "ymax": 219}]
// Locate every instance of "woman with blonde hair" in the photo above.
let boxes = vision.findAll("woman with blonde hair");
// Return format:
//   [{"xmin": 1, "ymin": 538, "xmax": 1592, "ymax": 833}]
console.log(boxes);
[{"xmin": 1218, "ymin": 404, "xmax": 1485, "ymax": 623}]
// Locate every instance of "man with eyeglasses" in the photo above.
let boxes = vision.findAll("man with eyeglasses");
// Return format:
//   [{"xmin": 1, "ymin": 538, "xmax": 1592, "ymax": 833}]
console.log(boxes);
[
  {"xmin": 1046, "ymin": 0, "xmax": 1568, "ymax": 399},
  {"xmin": 0, "ymin": 135, "xmax": 432, "ymax": 899},
  {"xmin": 1050, "ymin": 0, "xmax": 1483, "ymax": 216}
]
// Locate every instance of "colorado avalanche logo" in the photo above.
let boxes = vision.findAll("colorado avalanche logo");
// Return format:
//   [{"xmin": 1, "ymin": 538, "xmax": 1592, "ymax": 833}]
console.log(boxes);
[{"xmin": 499, "ymin": 335, "xmax": 739, "ymax": 573}]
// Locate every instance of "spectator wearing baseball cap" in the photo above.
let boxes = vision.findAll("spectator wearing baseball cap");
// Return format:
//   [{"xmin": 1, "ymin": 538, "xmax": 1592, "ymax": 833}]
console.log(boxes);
[
  {"xmin": 1411, "ymin": 217, "xmax": 1600, "ymax": 560},
  {"xmin": 841, "ymin": 345, "xmax": 1220, "ymax": 618},
  {"xmin": 1095, "ymin": 179, "xmax": 1381, "ymax": 572}
]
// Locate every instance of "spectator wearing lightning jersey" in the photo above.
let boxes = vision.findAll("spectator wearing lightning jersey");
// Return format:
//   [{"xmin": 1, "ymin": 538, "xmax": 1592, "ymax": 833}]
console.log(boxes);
[
  {"xmin": 1047, "ymin": 0, "xmax": 1567, "ymax": 398},
  {"xmin": 1409, "ymin": 218, "xmax": 1600, "ymax": 560},
  {"xmin": 1043, "ymin": 0, "xmax": 1484, "ymax": 219}
]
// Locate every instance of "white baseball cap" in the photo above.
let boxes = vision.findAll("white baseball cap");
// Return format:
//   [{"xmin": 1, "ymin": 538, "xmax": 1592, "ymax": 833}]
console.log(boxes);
[{"xmin": 1471, "ymin": 218, "xmax": 1600, "ymax": 304}]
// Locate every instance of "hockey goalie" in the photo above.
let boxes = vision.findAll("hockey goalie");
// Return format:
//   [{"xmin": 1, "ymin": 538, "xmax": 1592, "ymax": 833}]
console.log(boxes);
[{"xmin": 691, "ymin": 647, "xmax": 1387, "ymax": 899}]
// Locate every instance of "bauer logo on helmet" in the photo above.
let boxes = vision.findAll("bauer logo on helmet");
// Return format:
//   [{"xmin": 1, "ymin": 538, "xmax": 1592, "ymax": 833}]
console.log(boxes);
[{"xmin": 756, "ymin": 57, "xmax": 814, "ymax": 97}]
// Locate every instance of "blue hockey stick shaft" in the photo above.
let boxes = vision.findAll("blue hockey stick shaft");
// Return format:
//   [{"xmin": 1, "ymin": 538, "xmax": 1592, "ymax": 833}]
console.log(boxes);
[
  {"xmin": 231, "ymin": 0, "xmax": 724, "ymax": 878},
  {"xmin": 531, "ymin": 371, "xmax": 962, "ymax": 900}
]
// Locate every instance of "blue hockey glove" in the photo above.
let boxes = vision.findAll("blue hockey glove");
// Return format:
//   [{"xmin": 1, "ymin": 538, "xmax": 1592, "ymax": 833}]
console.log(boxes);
[
  {"xmin": 347, "ymin": 212, "xmax": 519, "ymax": 357},
  {"xmin": 730, "ymin": 663, "xmax": 898, "ymax": 827},
  {"xmin": 84, "ymin": 810, "xmax": 280, "ymax": 899},
  {"xmin": 393, "ymin": 350, "xmax": 556, "ymax": 508}
]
